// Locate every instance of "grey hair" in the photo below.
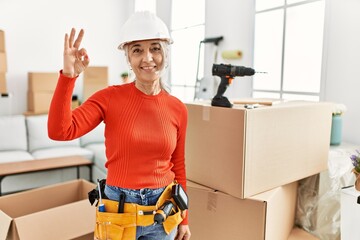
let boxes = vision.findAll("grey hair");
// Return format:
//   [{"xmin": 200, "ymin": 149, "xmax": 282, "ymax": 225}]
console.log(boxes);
[{"xmin": 123, "ymin": 40, "xmax": 171, "ymax": 93}]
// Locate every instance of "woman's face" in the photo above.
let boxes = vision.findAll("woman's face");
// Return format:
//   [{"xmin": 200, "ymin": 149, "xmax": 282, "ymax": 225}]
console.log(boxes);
[{"xmin": 127, "ymin": 40, "xmax": 164, "ymax": 83}]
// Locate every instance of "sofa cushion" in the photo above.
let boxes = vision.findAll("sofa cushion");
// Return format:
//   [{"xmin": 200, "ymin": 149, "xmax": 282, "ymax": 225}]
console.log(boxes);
[
  {"xmin": 85, "ymin": 143, "xmax": 107, "ymax": 172},
  {"xmin": 80, "ymin": 122, "xmax": 105, "ymax": 147},
  {"xmin": 0, "ymin": 115, "xmax": 28, "ymax": 151},
  {"xmin": 31, "ymin": 146, "xmax": 94, "ymax": 160},
  {"xmin": 26, "ymin": 114, "xmax": 80, "ymax": 152},
  {"xmin": 0, "ymin": 151, "xmax": 34, "ymax": 163}
]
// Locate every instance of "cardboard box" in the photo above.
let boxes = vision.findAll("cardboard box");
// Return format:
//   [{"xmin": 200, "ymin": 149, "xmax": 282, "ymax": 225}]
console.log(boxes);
[
  {"xmin": 0, "ymin": 179, "xmax": 96, "ymax": 240},
  {"xmin": 340, "ymin": 186, "xmax": 360, "ymax": 240},
  {"xmin": 0, "ymin": 52, "xmax": 7, "ymax": 72},
  {"xmin": 27, "ymin": 91, "xmax": 54, "ymax": 113},
  {"xmin": 186, "ymin": 101, "xmax": 332, "ymax": 199},
  {"xmin": 83, "ymin": 66, "xmax": 108, "ymax": 84},
  {"xmin": 187, "ymin": 180, "xmax": 298, "ymax": 240},
  {"xmin": 83, "ymin": 83, "xmax": 107, "ymax": 101},
  {"xmin": 0, "ymin": 72, "xmax": 6, "ymax": 93},
  {"xmin": 0, "ymin": 30, "xmax": 5, "ymax": 52},
  {"xmin": 28, "ymin": 72, "xmax": 58, "ymax": 92},
  {"xmin": 288, "ymin": 228, "xmax": 319, "ymax": 240},
  {"xmin": 83, "ymin": 67, "xmax": 108, "ymax": 101}
]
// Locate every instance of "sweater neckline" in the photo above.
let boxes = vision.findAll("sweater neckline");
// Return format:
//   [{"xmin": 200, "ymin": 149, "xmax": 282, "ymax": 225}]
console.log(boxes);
[{"xmin": 131, "ymin": 81, "xmax": 165, "ymax": 99}]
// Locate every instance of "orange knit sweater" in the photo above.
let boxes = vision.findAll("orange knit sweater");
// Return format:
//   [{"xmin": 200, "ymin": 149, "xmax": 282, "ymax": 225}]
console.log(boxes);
[{"xmin": 48, "ymin": 72, "xmax": 188, "ymax": 224}]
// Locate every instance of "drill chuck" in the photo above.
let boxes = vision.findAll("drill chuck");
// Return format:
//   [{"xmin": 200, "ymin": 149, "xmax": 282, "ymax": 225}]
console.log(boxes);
[
  {"xmin": 154, "ymin": 201, "xmax": 175, "ymax": 224},
  {"xmin": 212, "ymin": 63, "xmax": 255, "ymax": 77}
]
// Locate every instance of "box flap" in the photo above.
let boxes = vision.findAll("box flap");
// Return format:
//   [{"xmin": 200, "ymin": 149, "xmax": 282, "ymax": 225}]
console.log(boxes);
[
  {"xmin": 0, "ymin": 180, "xmax": 95, "ymax": 219},
  {"xmin": 14, "ymin": 200, "xmax": 95, "ymax": 240},
  {"xmin": 0, "ymin": 210, "xmax": 12, "ymax": 240}
]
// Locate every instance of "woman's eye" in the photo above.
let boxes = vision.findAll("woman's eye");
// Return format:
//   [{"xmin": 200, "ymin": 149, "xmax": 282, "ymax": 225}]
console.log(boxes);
[
  {"xmin": 151, "ymin": 47, "xmax": 161, "ymax": 52},
  {"xmin": 132, "ymin": 48, "xmax": 142, "ymax": 53}
]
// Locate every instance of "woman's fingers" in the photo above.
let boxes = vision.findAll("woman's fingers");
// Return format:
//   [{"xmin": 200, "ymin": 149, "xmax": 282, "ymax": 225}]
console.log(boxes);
[
  {"xmin": 78, "ymin": 48, "xmax": 90, "ymax": 67},
  {"xmin": 63, "ymin": 28, "xmax": 89, "ymax": 77},
  {"xmin": 64, "ymin": 33, "xmax": 69, "ymax": 51},
  {"xmin": 68, "ymin": 28, "xmax": 75, "ymax": 48},
  {"xmin": 73, "ymin": 29, "xmax": 84, "ymax": 49}
]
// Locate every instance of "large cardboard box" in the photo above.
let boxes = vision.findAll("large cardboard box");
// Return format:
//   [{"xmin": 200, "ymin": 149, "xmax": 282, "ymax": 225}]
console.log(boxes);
[
  {"xmin": 340, "ymin": 186, "xmax": 360, "ymax": 240},
  {"xmin": 83, "ymin": 66, "xmax": 108, "ymax": 84},
  {"xmin": 0, "ymin": 73, "xmax": 6, "ymax": 93},
  {"xmin": 0, "ymin": 52, "xmax": 7, "ymax": 72},
  {"xmin": 27, "ymin": 91, "xmax": 54, "ymax": 113},
  {"xmin": 0, "ymin": 30, "xmax": 5, "ymax": 52},
  {"xmin": 186, "ymin": 101, "xmax": 332, "ymax": 199},
  {"xmin": 187, "ymin": 180, "xmax": 298, "ymax": 240},
  {"xmin": 28, "ymin": 72, "xmax": 58, "ymax": 92},
  {"xmin": 83, "ymin": 83, "xmax": 107, "ymax": 101},
  {"xmin": 0, "ymin": 179, "xmax": 96, "ymax": 240},
  {"xmin": 83, "ymin": 67, "xmax": 108, "ymax": 101}
]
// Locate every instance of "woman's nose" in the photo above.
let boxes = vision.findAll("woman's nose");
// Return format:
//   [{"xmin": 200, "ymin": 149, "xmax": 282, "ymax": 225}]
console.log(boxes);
[{"xmin": 143, "ymin": 50, "xmax": 153, "ymax": 62}]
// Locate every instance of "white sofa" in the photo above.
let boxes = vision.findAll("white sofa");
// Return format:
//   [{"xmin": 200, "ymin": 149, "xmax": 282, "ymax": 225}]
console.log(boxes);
[{"xmin": 0, "ymin": 114, "xmax": 107, "ymax": 194}]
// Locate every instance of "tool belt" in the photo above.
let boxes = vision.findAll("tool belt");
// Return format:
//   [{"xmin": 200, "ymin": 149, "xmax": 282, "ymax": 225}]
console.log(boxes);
[{"xmin": 90, "ymin": 181, "xmax": 184, "ymax": 240}]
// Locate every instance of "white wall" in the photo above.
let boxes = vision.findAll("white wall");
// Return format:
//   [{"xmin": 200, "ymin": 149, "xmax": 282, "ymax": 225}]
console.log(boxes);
[
  {"xmin": 205, "ymin": 0, "xmax": 255, "ymax": 99},
  {"xmin": 323, "ymin": 0, "xmax": 360, "ymax": 144},
  {"xmin": 0, "ymin": 0, "xmax": 133, "ymax": 114}
]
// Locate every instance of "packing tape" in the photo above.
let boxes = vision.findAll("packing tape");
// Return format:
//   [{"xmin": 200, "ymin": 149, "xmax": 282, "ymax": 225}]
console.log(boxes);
[{"xmin": 221, "ymin": 50, "xmax": 242, "ymax": 59}]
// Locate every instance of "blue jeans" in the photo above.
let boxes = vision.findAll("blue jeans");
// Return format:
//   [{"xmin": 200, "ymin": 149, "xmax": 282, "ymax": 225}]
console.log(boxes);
[{"xmin": 104, "ymin": 184, "xmax": 177, "ymax": 240}]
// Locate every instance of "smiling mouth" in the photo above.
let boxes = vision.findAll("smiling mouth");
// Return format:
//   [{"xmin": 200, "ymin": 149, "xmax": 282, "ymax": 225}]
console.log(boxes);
[{"xmin": 141, "ymin": 66, "xmax": 156, "ymax": 70}]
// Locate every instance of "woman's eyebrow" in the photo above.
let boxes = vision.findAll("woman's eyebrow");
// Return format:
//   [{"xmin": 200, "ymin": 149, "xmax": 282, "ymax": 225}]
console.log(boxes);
[{"xmin": 130, "ymin": 44, "xmax": 141, "ymax": 49}]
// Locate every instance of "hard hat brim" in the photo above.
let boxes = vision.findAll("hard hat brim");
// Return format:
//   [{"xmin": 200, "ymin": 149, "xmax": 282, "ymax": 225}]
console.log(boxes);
[{"xmin": 118, "ymin": 38, "xmax": 173, "ymax": 50}]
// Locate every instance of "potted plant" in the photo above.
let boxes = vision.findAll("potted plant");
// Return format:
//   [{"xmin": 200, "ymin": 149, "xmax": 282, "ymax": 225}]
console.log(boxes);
[{"xmin": 350, "ymin": 150, "xmax": 360, "ymax": 191}]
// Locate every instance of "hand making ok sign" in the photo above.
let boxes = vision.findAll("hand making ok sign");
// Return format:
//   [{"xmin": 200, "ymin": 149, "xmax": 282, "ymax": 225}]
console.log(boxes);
[{"xmin": 63, "ymin": 28, "xmax": 90, "ymax": 78}]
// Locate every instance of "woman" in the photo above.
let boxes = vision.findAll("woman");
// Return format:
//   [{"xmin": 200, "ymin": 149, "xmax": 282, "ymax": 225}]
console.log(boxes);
[{"xmin": 48, "ymin": 11, "xmax": 191, "ymax": 240}]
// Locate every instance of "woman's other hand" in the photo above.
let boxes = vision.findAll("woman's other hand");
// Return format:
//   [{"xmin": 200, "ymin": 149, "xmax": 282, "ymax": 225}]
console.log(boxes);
[
  {"xmin": 63, "ymin": 28, "xmax": 89, "ymax": 78},
  {"xmin": 176, "ymin": 225, "xmax": 191, "ymax": 240}
]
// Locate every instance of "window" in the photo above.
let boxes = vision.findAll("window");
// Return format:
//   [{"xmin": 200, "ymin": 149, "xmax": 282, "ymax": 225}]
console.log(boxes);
[
  {"xmin": 253, "ymin": 0, "xmax": 325, "ymax": 101},
  {"xmin": 134, "ymin": 0, "xmax": 156, "ymax": 13},
  {"xmin": 170, "ymin": 0, "xmax": 205, "ymax": 102}
]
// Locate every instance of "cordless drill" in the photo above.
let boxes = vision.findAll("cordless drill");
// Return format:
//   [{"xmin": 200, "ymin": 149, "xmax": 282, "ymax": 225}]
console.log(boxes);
[
  {"xmin": 154, "ymin": 200, "xmax": 175, "ymax": 224},
  {"xmin": 211, "ymin": 63, "xmax": 255, "ymax": 108}
]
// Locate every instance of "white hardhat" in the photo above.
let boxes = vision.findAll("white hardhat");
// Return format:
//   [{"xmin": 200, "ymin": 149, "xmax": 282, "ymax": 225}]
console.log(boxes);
[{"xmin": 118, "ymin": 11, "xmax": 173, "ymax": 50}]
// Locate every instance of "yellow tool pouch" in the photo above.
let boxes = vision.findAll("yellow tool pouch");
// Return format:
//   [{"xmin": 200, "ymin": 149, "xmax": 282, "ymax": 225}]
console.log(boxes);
[{"xmin": 94, "ymin": 182, "xmax": 184, "ymax": 240}]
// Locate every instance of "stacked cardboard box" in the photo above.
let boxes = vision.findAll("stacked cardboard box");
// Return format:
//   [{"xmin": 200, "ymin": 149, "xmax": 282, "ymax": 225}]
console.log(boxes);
[
  {"xmin": 83, "ymin": 66, "xmax": 108, "ymax": 101},
  {"xmin": 0, "ymin": 30, "xmax": 12, "ymax": 116},
  {"xmin": 187, "ymin": 180, "xmax": 298, "ymax": 240},
  {"xmin": 0, "ymin": 30, "xmax": 7, "ymax": 93},
  {"xmin": 185, "ymin": 101, "xmax": 332, "ymax": 239},
  {"xmin": 27, "ymin": 72, "xmax": 58, "ymax": 114}
]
